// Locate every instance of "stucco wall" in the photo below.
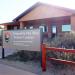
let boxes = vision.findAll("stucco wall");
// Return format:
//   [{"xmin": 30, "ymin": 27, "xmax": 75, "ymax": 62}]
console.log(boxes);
[{"xmin": 71, "ymin": 15, "xmax": 75, "ymax": 31}]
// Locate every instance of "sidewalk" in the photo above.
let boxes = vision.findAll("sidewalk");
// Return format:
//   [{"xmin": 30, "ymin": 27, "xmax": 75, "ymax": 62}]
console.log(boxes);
[
  {"xmin": 0, "ymin": 59, "xmax": 54, "ymax": 75},
  {"xmin": 0, "ymin": 63, "xmax": 37, "ymax": 75},
  {"xmin": 0, "ymin": 59, "xmax": 75, "ymax": 75}
]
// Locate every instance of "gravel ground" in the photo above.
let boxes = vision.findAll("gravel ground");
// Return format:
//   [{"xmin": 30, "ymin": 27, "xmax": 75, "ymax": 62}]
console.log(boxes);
[{"xmin": 0, "ymin": 59, "xmax": 75, "ymax": 75}]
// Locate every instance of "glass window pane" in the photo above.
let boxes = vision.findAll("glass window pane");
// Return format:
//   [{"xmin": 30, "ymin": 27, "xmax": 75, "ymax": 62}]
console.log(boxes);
[
  {"xmin": 52, "ymin": 26, "xmax": 56, "ymax": 33},
  {"xmin": 24, "ymin": 27, "xmax": 26, "ymax": 29},
  {"xmin": 39, "ymin": 26, "xmax": 45, "ymax": 32},
  {"xmin": 62, "ymin": 25, "xmax": 71, "ymax": 31},
  {"xmin": 30, "ymin": 26, "xmax": 33, "ymax": 29},
  {"xmin": 39, "ymin": 25, "xmax": 47, "ymax": 32}
]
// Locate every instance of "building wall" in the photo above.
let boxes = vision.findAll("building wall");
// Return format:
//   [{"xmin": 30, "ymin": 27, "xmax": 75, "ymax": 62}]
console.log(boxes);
[
  {"xmin": 4, "ymin": 25, "xmax": 7, "ymax": 30},
  {"xmin": 71, "ymin": 15, "xmax": 75, "ymax": 31},
  {"xmin": 22, "ymin": 16, "xmax": 70, "ymax": 37}
]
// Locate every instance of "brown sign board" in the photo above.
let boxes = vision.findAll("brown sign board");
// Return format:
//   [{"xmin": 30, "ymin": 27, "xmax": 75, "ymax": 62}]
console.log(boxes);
[{"xmin": 3, "ymin": 29, "xmax": 41, "ymax": 51}]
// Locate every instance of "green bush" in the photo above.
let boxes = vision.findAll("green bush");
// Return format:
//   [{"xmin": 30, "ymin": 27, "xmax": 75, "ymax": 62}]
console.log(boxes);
[
  {"xmin": 47, "ymin": 32, "xmax": 75, "ymax": 61},
  {"xmin": 48, "ymin": 32, "xmax": 75, "ymax": 49},
  {"xmin": 5, "ymin": 50, "xmax": 41, "ymax": 62}
]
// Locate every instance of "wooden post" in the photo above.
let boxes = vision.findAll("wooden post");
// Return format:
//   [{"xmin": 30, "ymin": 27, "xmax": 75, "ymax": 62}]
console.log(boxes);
[
  {"xmin": 20, "ymin": 22, "xmax": 24, "ymax": 29},
  {"xmin": 42, "ymin": 44, "xmax": 46, "ymax": 71},
  {"xmin": 4, "ymin": 25, "xmax": 7, "ymax": 30}
]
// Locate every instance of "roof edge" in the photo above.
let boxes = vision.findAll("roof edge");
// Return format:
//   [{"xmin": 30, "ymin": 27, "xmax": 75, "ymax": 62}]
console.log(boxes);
[
  {"xmin": 13, "ymin": 2, "xmax": 41, "ymax": 22},
  {"xmin": 13, "ymin": 2, "xmax": 75, "ymax": 22}
]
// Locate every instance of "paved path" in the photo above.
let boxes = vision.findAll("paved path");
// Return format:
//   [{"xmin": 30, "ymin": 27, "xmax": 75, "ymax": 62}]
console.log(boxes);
[{"xmin": 0, "ymin": 63, "xmax": 37, "ymax": 75}]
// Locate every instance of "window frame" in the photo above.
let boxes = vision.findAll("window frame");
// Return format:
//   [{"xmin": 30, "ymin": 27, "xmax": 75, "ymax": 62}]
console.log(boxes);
[
  {"xmin": 39, "ymin": 25, "xmax": 47, "ymax": 32},
  {"xmin": 52, "ymin": 25, "xmax": 57, "ymax": 34},
  {"xmin": 62, "ymin": 24, "xmax": 71, "ymax": 32},
  {"xmin": 24, "ymin": 27, "xmax": 27, "ymax": 29},
  {"xmin": 30, "ymin": 26, "xmax": 33, "ymax": 29}
]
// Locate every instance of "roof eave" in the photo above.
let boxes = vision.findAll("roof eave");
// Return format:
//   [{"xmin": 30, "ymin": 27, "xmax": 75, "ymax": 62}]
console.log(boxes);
[{"xmin": 13, "ymin": 2, "xmax": 41, "ymax": 22}]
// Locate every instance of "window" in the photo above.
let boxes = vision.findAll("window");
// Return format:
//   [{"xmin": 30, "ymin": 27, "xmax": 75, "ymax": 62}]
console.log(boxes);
[
  {"xmin": 52, "ymin": 25, "xmax": 56, "ymax": 33},
  {"xmin": 30, "ymin": 26, "xmax": 33, "ymax": 29},
  {"xmin": 39, "ymin": 26, "xmax": 47, "ymax": 32},
  {"xmin": 62, "ymin": 24, "xmax": 71, "ymax": 32},
  {"xmin": 24, "ymin": 27, "xmax": 27, "ymax": 29}
]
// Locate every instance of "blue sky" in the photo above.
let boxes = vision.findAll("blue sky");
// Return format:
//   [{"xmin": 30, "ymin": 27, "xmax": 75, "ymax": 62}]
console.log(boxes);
[{"xmin": 0, "ymin": 0, "xmax": 75, "ymax": 23}]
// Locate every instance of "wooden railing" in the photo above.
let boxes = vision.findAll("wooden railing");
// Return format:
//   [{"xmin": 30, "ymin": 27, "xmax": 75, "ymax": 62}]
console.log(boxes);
[{"xmin": 42, "ymin": 44, "xmax": 75, "ymax": 71}]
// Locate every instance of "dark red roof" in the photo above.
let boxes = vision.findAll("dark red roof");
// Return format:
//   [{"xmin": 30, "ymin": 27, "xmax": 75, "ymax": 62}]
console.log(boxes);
[
  {"xmin": 13, "ymin": 2, "xmax": 75, "ymax": 22},
  {"xmin": 0, "ymin": 22, "xmax": 19, "ymax": 25}
]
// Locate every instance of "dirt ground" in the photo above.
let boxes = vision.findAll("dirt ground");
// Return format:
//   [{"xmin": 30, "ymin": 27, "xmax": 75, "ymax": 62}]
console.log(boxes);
[{"xmin": 0, "ymin": 59, "xmax": 75, "ymax": 75}]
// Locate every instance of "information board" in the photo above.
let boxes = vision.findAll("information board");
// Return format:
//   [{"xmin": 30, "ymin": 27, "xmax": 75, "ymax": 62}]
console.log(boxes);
[{"xmin": 3, "ymin": 29, "xmax": 41, "ymax": 51}]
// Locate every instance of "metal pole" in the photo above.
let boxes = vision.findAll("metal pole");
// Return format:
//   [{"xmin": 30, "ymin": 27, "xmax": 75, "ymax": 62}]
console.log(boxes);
[
  {"xmin": 2, "ymin": 48, "xmax": 5, "ymax": 59},
  {"xmin": 2, "ymin": 30, "xmax": 5, "ymax": 59}
]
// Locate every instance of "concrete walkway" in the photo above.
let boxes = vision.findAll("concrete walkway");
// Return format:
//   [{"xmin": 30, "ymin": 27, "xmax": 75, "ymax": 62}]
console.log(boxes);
[
  {"xmin": 1, "ymin": 59, "xmax": 75, "ymax": 75},
  {"xmin": 0, "ymin": 63, "xmax": 37, "ymax": 75}
]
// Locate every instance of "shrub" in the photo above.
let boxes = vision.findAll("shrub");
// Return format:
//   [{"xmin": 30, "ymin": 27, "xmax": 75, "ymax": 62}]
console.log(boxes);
[
  {"xmin": 48, "ymin": 32, "xmax": 75, "ymax": 49},
  {"xmin": 5, "ymin": 50, "xmax": 41, "ymax": 62},
  {"xmin": 47, "ymin": 32, "xmax": 75, "ymax": 61}
]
